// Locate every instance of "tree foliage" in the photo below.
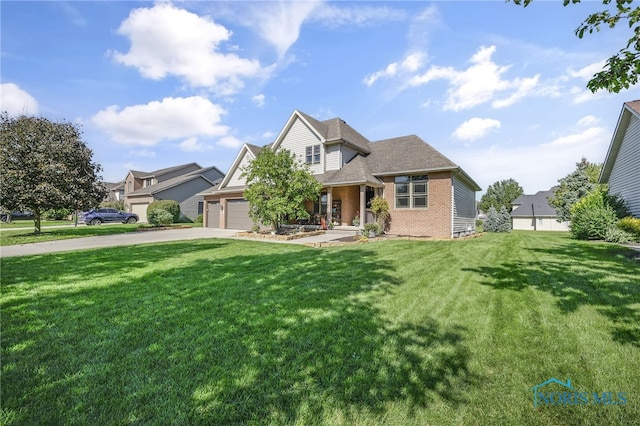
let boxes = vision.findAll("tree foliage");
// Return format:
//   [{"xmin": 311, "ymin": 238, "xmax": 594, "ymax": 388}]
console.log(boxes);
[
  {"xmin": 484, "ymin": 206, "xmax": 513, "ymax": 233},
  {"xmin": 548, "ymin": 158, "xmax": 601, "ymax": 222},
  {"xmin": 512, "ymin": 0, "xmax": 640, "ymax": 93},
  {"xmin": 0, "ymin": 114, "xmax": 106, "ymax": 233},
  {"xmin": 569, "ymin": 188, "xmax": 618, "ymax": 240},
  {"xmin": 478, "ymin": 178, "xmax": 524, "ymax": 213},
  {"xmin": 241, "ymin": 148, "xmax": 322, "ymax": 231},
  {"xmin": 147, "ymin": 200, "xmax": 181, "ymax": 223},
  {"xmin": 370, "ymin": 195, "xmax": 390, "ymax": 232}
]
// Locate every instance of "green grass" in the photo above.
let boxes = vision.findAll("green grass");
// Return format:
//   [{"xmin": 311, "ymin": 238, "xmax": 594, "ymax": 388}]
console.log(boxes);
[
  {"xmin": 1, "ymin": 231, "xmax": 638, "ymax": 425},
  {"xmin": 0, "ymin": 222, "xmax": 202, "ymax": 246},
  {"xmin": 0, "ymin": 219, "xmax": 74, "ymax": 229}
]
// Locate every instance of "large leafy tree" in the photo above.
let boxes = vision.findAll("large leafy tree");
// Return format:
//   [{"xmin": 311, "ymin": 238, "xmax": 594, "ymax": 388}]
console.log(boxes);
[
  {"xmin": 548, "ymin": 157, "xmax": 602, "ymax": 222},
  {"xmin": 241, "ymin": 148, "xmax": 322, "ymax": 232},
  {"xmin": 0, "ymin": 114, "xmax": 107, "ymax": 233},
  {"xmin": 512, "ymin": 0, "xmax": 640, "ymax": 93},
  {"xmin": 478, "ymin": 178, "xmax": 524, "ymax": 213}
]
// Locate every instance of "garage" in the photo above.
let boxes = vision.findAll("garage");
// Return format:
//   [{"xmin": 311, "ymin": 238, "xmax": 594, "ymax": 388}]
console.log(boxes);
[
  {"xmin": 207, "ymin": 201, "xmax": 220, "ymax": 228},
  {"xmin": 130, "ymin": 203, "xmax": 148, "ymax": 223},
  {"xmin": 226, "ymin": 199, "xmax": 253, "ymax": 230}
]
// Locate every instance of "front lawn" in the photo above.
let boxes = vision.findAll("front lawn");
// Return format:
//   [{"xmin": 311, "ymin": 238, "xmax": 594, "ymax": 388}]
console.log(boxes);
[
  {"xmin": 1, "ymin": 232, "xmax": 638, "ymax": 424},
  {"xmin": 0, "ymin": 222, "xmax": 202, "ymax": 246}
]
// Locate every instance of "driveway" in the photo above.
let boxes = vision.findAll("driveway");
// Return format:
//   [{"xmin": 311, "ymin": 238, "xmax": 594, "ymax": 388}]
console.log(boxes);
[{"xmin": 0, "ymin": 228, "xmax": 358, "ymax": 257}]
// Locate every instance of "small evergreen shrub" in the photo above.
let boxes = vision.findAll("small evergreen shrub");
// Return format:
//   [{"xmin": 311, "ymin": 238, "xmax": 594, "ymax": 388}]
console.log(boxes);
[
  {"xmin": 484, "ymin": 206, "xmax": 512, "ymax": 233},
  {"xmin": 617, "ymin": 217, "xmax": 640, "ymax": 239},
  {"xmin": 194, "ymin": 214, "xmax": 203, "ymax": 224},
  {"xmin": 147, "ymin": 209, "xmax": 173, "ymax": 227},
  {"xmin": 147, "ymin": 200, "xmax": 180, "ymax": 223},
  {"xmin": 570, "ymin": 190, "xmax": 617, "ymax": 240},
  {"xmin": 364, "ymin": 222, "xmax": 381, "ymax": 236}
]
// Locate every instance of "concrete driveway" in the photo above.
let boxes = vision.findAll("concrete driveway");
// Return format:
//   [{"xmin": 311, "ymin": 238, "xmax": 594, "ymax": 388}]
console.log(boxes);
[{"xmin": 0, "ymin": 228, "xmax": 358, "ymax": 258}]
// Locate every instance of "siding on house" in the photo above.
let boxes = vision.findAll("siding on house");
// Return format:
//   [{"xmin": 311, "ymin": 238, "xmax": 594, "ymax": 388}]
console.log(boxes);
[
  {"xmin": 280, "ymin": 117, "xmax": 324, "ymax": 174},
  {"xmin": 226, "ymin": 152, "xmax": 252, "ymax": 187},
  {"xmin": 155, "ymin": 178, "xmax": 213, "ymax": 220},
  {"xmin": 452, "ymin": 174, "xmax": 477, "ymax": 237},
  {"xmin": 326, "ymin": 144, "xmax": 341, "ymax": 171},
  {"xmin": 608, "ymin": 113, "xmax": 640, "ymax": 217}
]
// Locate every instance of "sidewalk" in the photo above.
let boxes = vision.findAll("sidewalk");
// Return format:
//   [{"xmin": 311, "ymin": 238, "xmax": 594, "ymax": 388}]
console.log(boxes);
[{"xmin": 0, "ymin": 228, "xmax": 358, "ymax": 258}]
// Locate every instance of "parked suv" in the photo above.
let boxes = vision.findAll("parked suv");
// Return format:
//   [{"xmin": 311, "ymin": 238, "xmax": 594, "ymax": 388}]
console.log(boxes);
[{"xmin": 79, "ymin": 208, "xmax": 138, "ymax": 225}]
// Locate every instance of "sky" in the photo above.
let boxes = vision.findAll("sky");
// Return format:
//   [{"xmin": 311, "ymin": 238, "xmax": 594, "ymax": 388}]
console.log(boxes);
[{"xmin": 2, "ymin": 0, "xmax": 638, "ymax": 196}]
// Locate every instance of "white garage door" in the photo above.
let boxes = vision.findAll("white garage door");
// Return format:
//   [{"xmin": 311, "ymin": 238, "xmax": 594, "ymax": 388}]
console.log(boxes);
[
  {"xmin": 227, "ymin": 199, "xmax": 253, "ymax": 230},
  {"xmin": 207, "ymin": 201, "xmax": 220, "ymax": 228},
  {"xmin": 131, "ymin": 203, "xmax": 148, "ymax": 223}
]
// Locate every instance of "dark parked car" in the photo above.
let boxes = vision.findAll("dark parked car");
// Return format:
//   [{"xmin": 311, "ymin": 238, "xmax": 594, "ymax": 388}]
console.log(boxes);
[
  {"xmin": 1, "ymin": 211, "xmax": 34, "ymax": 222},
  {"xmin": 79, "ymin": 208, "xmax": 138, "ymax": 225}
]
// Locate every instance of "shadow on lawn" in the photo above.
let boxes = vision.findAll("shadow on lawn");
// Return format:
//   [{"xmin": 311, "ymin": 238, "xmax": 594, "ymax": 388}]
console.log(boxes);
[
  {"xmin": 464, "ymin": 240, "xmax": 640, "ymax": 347},
  {"xmin": 1, "ymin": 243, "xmax": 472, "ymax": 425}
]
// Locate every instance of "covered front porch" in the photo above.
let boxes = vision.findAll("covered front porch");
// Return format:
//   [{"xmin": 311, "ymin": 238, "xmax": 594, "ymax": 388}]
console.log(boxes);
[{"xmin": 302, "ymin": 183, "xmax": 381, "ymax": 229}]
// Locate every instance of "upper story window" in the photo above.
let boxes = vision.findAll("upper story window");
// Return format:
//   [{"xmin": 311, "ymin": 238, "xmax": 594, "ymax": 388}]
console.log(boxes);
[
  {"xmin": 395, "ymin": 175, "xmax": 428, "ymax": 209},
  {"xmin": 305, "ymin": 145, "xmax": 321, "ymax": 164},
  {"xmin": 144, "ymin": 178, "xmax": 154, "ymax": 187},
  {"xmin": 128, "ymin": 181, "xmax": 132, "ymax": 192}
]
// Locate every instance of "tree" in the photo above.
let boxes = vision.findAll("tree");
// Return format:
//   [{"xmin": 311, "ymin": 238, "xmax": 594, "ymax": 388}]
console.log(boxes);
[
  {"xmin": 569, "ymin": 188, "xmax": 617, "ymax": 240},
  {"xmin": 548, "ymin": 158, "xmax": 601, "ymax": 222},
  {"xmin": 0, "ymin": 114, "xmax": 107, "ymax": 234},
  {"xmin": 241, "ymin": 148, "xmax": 322, "ymax": 232},
  {"xmin": 370, "ymin": 195, "xmax": 390, "ymax": 232},
  {"xmin": 484, "ymin": 206, "xmax": 513, "ymax": 233},
  {"xmin": 512, "ymin": 0, "xmax": 640, "ymax": 93},
  {"xmin": 478, "ymin": 178, "xmax": 524, "ymax": 213}
]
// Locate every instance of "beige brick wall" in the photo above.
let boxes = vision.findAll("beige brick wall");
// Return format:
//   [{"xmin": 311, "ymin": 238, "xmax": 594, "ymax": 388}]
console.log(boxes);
[
  {"xmin": 332, "ymin": 186, "xmax": 359, "ymax": 225},
  {"xmin": 381, "ymin": 172, "xmax": 452, "ymax": 238}
]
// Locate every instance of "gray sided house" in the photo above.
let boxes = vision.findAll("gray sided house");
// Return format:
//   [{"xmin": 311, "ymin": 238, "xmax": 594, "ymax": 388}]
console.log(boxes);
[
  {"xmin": 511, "ymin": 189, "xmax": 569, "ymax": 231},
  {"xmin": 124, "ymin": 163, "xmax": 224, "ymax": 222},
  {"xmin": 201, "ymin": 110, "xmax": 481, "ymax": 238},
  {"xmin": 600, "ymin": 100, "xmax": 640, "ymax": 217}
]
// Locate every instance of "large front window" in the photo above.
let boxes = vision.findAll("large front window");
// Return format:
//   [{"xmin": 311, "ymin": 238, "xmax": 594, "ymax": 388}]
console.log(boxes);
[
  {"xmin": 305, "ymin": 145, "xmax": 321, "ymax": 164},
  {"xmin": 395, "ymin": 175, "xmax": 428, "ymax": 208}
]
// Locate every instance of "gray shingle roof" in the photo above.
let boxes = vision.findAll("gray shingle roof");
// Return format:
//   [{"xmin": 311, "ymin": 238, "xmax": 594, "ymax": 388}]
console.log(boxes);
[
  {"xmin": 366, "ymin": 135, "xmax": 458, "ymax": 175},
  {"xmin": 128, "ymin": 170, "xmax": 219, "ymax": 197},
  {"xmin": 511, "ymin": 190, "xmax": 558, "ymax": 217},
  {"xmin": 317, "ymin": 155, "xmax": 383, "ymax": 187},
  {"xmin": 297, "ymin": 111, "xmax": 371, "ymax": 154}
]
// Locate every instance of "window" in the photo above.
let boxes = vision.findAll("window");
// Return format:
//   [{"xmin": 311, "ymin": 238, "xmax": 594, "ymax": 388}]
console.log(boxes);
[
  {"xmin": 314, "ymin": 192, "xmax": 327, "ymax": 215},
  {"xmin": 144, "ymin": 178, "xmax": 153, "ymax": 187},
  {"xmin": 305, "ymin": 145, "xmax": 321, "ymax": 164},
  {"xmin": 197, "ymin": 202, "xmax": 203, "ymax": 215},
  {"xmin": 395, "ymin": 175, "xmax": 428, "ymax": 208}
]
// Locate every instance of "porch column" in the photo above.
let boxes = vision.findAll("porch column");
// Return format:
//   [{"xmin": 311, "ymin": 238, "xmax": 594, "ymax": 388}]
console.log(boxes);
[
  {"xmin": 326, "ymin": 187, "xmax": 333, "ymax": 227},
  {"xmin": 359, "ymin": 185, "xmax": 366, "ymax": 226},
  {"xmin": 203, "ymin": 201, "xmax": 208, "ymax": 227}
]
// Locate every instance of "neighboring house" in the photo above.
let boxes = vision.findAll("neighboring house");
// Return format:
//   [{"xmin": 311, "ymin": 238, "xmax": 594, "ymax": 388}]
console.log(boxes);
[
  {"xmin": 511, "ymin": 189, "xmax": 569, "ymax": 231},
  {"xmin": 201, "ymin": 110, "xmax": 481, "ymax": 238},
  {"xmin": 103, "ymin": 181, "xmax": 125, "ymax": 203},
  {"xmin": 124, "ymin": 163, "xmax": 224, "ymax": 222},
  {"xmin": 600, "ymin": 100, "xmax": 640, "ymax": 217}
]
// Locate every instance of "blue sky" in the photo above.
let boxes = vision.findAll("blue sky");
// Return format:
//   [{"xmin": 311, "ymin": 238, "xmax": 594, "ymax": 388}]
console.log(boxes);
[{"xmin": 1, "ymin": 0, "xmax": 638, "ymax": 195}]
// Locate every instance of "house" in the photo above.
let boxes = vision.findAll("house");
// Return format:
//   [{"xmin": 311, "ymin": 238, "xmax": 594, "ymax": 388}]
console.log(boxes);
[
  {"xmin": 201, "ymin": 110, "xmax": 481, "ymax": 238},
  {"xmin": 103, "ymin": 181, "xmax": 125, "ymax": 203},
  {"xmin": 599, "ymin": 100, "xmax": 640, "ymax": 217},
  {"xmin": 124, "ymin": 163, "xmax": 225, "ymax": 222},
  {"xmin": 511, "ymin": 189, "xmax": 569, "ymax": 231}
]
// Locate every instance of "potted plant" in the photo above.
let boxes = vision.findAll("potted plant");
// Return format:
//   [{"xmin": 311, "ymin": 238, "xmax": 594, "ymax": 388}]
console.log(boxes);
[{"xmin": 352, "ymin": 211, "xmax": 360, "ymax": 227}]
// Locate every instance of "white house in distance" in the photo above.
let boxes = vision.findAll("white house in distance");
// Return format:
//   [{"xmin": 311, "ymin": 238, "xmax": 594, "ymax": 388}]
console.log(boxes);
[
  {"xmin": 600, "ymin": 100, "xmax": 640, "ymax": 217},
  {"xmin": 511, "ymin": 189, "xmax": 569, "ymax": 231}
]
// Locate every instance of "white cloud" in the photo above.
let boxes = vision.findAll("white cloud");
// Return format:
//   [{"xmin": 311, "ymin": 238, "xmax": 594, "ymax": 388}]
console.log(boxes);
[
  {"xmin": 252, "ymin": 94, "xmax": 266, "ymax": 108},
  {"xmin": 111, "ymin": 3, "xmax": 266, "ymax": 94},
  {"xmin": 567, "ymin": 61, "xmax": 606, "ymax": 80},
  {"xmin": 312, "ymin": 3, "xmax": 407, "ymax": 28},
  {"xmin": 217, "ymin": 135, "xmax": 243, "ymax": 149},
  {"xmin": 452, "ymin": 118, "xmax": 501, "ymax": 143},
  {"xmin": 92, "ymin": 96, "xmax": 229, "ymax": 146},
  {"xmin": 0, "ymin": 83, "xmax": 39, "ymax": 116},
  {"xmin": 262, "ymin": 130, "xmax": 275, "ymax": 139},
  {"xmin": 179, "ymin": 137, "xmax": 212, "ymax": 152},
  {"xmin": 409, "ymin": 45, "xmax": 540, "ymax": 112},
  {"xmin": 453, "ymin": 125, "xmax": 608, "ymax": 194},
  {"xmin": 130, "ymin": 149, "xmax": 156, "ymax": 158},
  {"xmin": 577, "ymin": 115, "xmax": 599, "ymax": 127},
  {"xmin": 364, "ymin": 52, "xmax": 426, "ymax": 86}
]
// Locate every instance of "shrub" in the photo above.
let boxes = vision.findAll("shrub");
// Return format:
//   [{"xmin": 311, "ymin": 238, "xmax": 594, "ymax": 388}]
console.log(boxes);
[
  {"xmin": 606, "ymin": 193, "xmax": 630, "ymax": 219},
  {"xmin": 617, "ymin": 216, "xmax": 640, "ymax": 239},
  {"xmin": 364, "ymin": 222, "xmax": 381, "ymax": 236},
  {"xmin": 100, "ymin": 200, "xmax": 125, "ymax": 211},
  {"xmin": 370, "ymin": 196, "xmax": 390, "ymax": 231},
  {"xmin": 604, "ymin": 226, "xmax": 638, "ymax": 244},
  {"xmin": 484, "ymin": 206, "xmax": 512, "ymax": 233},
  {"xmin": 147, "ymin": 209, "xmax": 173, "ymax": 227},
  {"xmin": 569, "ymin": 190, "xmax": 617, "ymax": 240},
  {"xmin": 147, "ymin": 200, "xmax": 180, "ymax": 223},
  {"xmin": 42, "ymin": 208, "xmax": 73, "ymax": 220},
  {"xmin": 194, "ymin": 214, "xmax": 203, "ymax": 224}
]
